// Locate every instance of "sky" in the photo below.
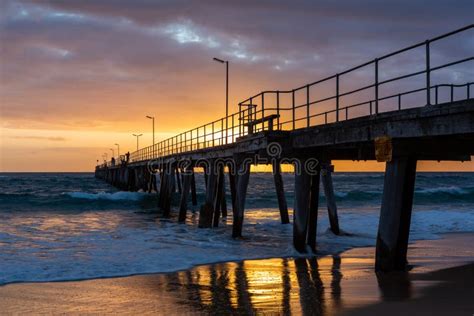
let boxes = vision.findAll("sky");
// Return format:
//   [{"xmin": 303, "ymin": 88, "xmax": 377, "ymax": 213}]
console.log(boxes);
[{"xmin": 1, "ymin": 0, "xmax": 473, "ymax": 172}]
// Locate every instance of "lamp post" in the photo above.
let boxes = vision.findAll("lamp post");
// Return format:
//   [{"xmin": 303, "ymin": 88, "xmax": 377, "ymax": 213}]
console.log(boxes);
[
  {"xmin": 146, "ymin": 115, "xmax": 155, "ymax": 146},
  {"xmin": 213, "ymin": 57, "xmax": 229, "ymax": 144},
  {"xmin": 114, "ymin": 143, "xmax": 120, "ymax": 158},
  {"xmin": 133, "ymin": 133, "xmax": 143, "ymax": 151},
  {"xmin": 110, "ymin": 148, "xmax": 115, "ymax": 158}
]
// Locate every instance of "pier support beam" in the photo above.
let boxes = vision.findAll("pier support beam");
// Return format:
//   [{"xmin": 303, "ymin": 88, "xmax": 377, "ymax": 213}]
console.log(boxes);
[
  {"xmin": 307, "ymin": 172, "xmax": 321, "ymax": 252},
  {"xmin": 162, "ymin": 165, "xmax": 175, "ymax": 217},
  {"xmin": 178, "ymin": 168, "xmax": 192, "ymax": 223},
  {"xmin": 293, "ymin": 162, "xmax": 321, "ymax": 253},
  {"xmin": 220, "ymin": 170, "xmax": 228, "ymax": 218},
  {"xmin": 293, "ymin": 167, "xmax": 311, "ymax": 252},
  {"xmin": 232, "ymin": 160, "xmax": 251, "ymax": 238},
  {"xmin": 190, "ymin": 171, "xmax": 198, "ymax": 206},
  {"xmin": 273, "ymin": 160, "xmax": 290, "ymax": 224},
  {"xmin": 375, "ymin": 157, "xmax": 417, "ymax": 272},
  {"xmin": 199, "ymin": 162, "xmax": 218, "ymax": 228},
  {"xmin": 212, "ymin": 165, "xmax": 225, "ymax": 227},
  {"xmin": 321, "ymin": 164, "xmax": 340, "ymax": 235}
]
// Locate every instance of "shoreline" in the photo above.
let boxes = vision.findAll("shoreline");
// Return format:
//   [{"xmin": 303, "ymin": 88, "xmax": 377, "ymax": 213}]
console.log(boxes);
[
  {"xmin": 0, "ymin": 232, "xmax": 472, "ymax": 314},
  {"xmin": 0, "ymin": 231, "xmax": 470, "ymax": 287}
]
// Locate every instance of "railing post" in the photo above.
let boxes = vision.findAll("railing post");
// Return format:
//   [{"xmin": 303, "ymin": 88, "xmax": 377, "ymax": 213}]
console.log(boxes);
[
  {"xmin": 336, "ymin": 74, "xmax": 340, "ymax": 122},
  {"xmin": 435, "ymin": 85, "xmax": 438, "ymax": 104},
  {"xmin": 468, "ymin": 83, "xmax": 471, "ymax": 100},
  {"xmin": 375, "ymin": 58, "xmax": 379, "ymax": 115},
  {"xmin": 212, "ymin": 122, "xmax": 215, "ymax": 147},
  {"xmin": 261, "ymin": 93, "xmax": 265, "ymax": 130},
  {"xmin": 398, "ymin": 94, "xmax": 402, "ymax": 110},
  {"xmin": 451, "ymin": 84, "xmax": 454, "ymax": 102},
  {"xmin": 306, "ymin": 85, "xmax": 310, "ymax": 128},
  {"xmin": 232, "ymin": 114, "xmax": 235, "ymax": 142},
  {"xmin": 426, "ymin": 40, "xmax": 431, "ymax": 105},
  {"xmin": 204, "ymin": 125, "xmax": 206, "ymax": 148},
  {"xmin": 292, "ymin": 90, "xmax": 295, "ymax": 130},
  {"xmin": 276, "ymin": 91, "xmax": 280, "ymax": 129}
]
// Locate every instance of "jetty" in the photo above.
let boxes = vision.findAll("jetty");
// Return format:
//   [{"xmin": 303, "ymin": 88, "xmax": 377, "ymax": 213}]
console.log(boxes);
[{"xmin": 95, "ymin": 25, "xmax": 474, "ymax": 272}]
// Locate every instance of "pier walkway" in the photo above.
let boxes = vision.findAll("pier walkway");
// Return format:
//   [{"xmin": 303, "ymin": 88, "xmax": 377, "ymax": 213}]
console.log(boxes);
[{"xmin": 95, "ymin": 25, "xmax": 474, "ymax": 271}]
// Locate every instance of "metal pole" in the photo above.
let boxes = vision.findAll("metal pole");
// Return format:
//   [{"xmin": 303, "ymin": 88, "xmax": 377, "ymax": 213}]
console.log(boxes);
[
  {"xmin": 226, "ymin": 61, "xmax": 229, "ymax": 144},
  {"xmin": 375, "ymin": 59, "xmax": 379, "ymax": 115},
  {"xmin": 336, "ymin": 74, "xmax": 339, "ymax": 122},
  {"xmin": 426, "ymin": 40, "xmax": 431, "ymax": 105}
]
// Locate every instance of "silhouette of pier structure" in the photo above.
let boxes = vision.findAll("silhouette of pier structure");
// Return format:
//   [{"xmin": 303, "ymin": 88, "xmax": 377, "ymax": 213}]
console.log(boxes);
[{"xmin": 95, "ymin": 25, "xmax": 474, "ymax": 272}]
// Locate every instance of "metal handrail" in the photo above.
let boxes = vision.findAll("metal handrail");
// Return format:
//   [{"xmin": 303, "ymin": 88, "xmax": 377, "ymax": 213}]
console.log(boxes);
[{"xmin": 122, "ymin": 25, "xmax": 473, "ymax": 163}]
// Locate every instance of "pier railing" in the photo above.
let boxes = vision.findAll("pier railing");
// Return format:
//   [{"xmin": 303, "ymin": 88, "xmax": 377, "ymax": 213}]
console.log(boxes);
[{"xmin": 129, "ymin": 25, "xmax": 473, "ymax": 163}]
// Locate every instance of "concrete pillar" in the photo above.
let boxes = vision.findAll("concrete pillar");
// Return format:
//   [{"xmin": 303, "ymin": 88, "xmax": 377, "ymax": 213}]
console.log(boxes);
[
  {"xmin": 375, "ymin": 157, "xmax": 417, "ymax": 272},
  {"xmin": 273, "ymin": 161, "xmax": 290, "ymax": 224},
  {"xmin": 307, "ymin": 172, "xmax": 320, "ymax": 252},
  {"xmin": 212, "ymin": 165, "xmax": 225, "ymax": 227},
  {"xmin": 293, "ymin": 167, "xmax": 312, "ymax": 253},
  {"xmin": 228, "ymin": 171, "xmax": 236, "ymax": 215},
  {"xmin": 321, "ymin": 164, "xmax": 340, "ymax": 235},
  {"xmin": 178, "ymin": 171, "xmax": 192, "ymax": 223},
  {"xmin": 199, "ymin": 162, "xmax": 218, "ymax": 228},
  {"xmin": 162, "ymin": 165, "xmax": 175, "ymax": 217},
  {"xmin": 220, "ymin": 170, "xmax": 228, "ymax": 218},
  {"xmin": 176, "ymin": 166, "xmax": 182, "ymax": 194},
  {"xmin": 232, "ymin": 163, "xmax": 251, "ymax": 238},
  {"xmin": 190, "ymin": 171, "xmax": 197, "ymax": 206}
]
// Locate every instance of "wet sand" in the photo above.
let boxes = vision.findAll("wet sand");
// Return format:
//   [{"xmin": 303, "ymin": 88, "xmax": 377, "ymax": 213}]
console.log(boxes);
[{"xmin": 0, "ymin": 233, "xmax": 472, "ymax": 315}]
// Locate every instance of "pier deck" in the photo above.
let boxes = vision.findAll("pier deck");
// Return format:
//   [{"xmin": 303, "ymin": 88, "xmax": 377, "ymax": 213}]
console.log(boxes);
[{"xmin": 96, "ymin": 25, "xmax": 474, "ymax": 271}]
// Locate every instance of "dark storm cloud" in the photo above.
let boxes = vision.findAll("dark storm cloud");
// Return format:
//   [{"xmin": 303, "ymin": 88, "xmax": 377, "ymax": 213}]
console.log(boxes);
[{"xmin": 1, "ymin": 0, "xmax": 473, "ymax": 130}]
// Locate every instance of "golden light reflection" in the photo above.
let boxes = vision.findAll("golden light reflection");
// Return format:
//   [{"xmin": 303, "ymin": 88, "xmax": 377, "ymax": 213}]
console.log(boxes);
[{"xmin": 0, "ymin": 254, "xmax": 416, "ymax": 314}]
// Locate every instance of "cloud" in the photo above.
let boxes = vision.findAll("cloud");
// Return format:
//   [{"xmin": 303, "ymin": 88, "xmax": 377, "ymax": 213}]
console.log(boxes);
[
  {"xmin": 11, "ymin": 136, "xmax": 68, "ymax": 141},
  {"xmin": 0, "ymin": 0, "xmax": 473, "ymax": 133}
]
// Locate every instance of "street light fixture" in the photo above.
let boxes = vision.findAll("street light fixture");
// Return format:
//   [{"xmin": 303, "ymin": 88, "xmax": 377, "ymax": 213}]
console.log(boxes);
[
  {"xmin": 132, "ymin": 133, "xmax": 143, "ymax": 151},
  {"xmin": 213, "ymin": 57, "xmax": 229, "ymax": 144},
  {"xmin": 110, "ymin": 148, "xmax": 115, "ymax": 158},
  {"xmin": 146, "ymin": 115, "xmax": 155, "ymax": 146},
  {"xmin": 114, "ymin": 143, "xmax": 120, "ymax": 158}
]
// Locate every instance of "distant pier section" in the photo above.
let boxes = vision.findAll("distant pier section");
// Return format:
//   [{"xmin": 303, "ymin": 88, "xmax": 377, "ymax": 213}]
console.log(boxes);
[{"xmin": 96, "ymin": 25, "xmax": 474, "ymax": 272}]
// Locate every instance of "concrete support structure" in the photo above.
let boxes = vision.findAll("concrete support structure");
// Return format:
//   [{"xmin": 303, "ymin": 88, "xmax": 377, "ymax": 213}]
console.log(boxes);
[
  {"xmin": 232, "ymin": 162, "xmax": 251, "ymax": 238},
  {"xmin": 321, "ymin": 164, "xmax": 340, "ymax": 235},
  {"xmin": 375, "ymin": 157, "xmax": 417, "ymax": 272},
  {"xmin": 178, "ymin": 169, "xmax": 192, "ymax": 223},
  {"xmin": 199, "ymin": 162, "xmax": 218, "ymax": 228},
  {"xmin": 273, "ymin": 161, "xmax": 290, "ymax": 224}
]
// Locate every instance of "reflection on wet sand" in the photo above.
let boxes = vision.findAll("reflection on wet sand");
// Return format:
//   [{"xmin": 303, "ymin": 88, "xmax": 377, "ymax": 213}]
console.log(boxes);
[{"xmin": 153, "ymin": 255, "xmax": 389, "ymax": 315}]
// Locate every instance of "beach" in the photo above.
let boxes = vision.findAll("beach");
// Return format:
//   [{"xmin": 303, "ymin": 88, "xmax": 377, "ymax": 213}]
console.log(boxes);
[{"xmin": 1, "ymin": 233, "xmax": 472, "ymax": 315}]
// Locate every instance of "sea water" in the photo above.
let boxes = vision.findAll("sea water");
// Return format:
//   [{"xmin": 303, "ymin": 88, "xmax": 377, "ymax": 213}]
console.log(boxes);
[{"xmin": 0, "ymin": 172, "xmax": 473, "ymax": 285}]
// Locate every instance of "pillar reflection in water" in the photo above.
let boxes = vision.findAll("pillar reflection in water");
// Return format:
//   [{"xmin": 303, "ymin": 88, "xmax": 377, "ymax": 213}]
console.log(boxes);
[{"xmin": 151, "ymin": 255, "xmax": 347, "ymax": 315}]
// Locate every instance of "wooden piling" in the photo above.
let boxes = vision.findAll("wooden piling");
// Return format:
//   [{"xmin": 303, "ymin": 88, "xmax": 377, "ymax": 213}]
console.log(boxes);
[
  {"xmin": 273, "ymin": 160, "xmax": 290, "ymax": 224},
  {"xmin": 199, "ymin": 162, "xmax": 218, "ymax": 228},
  {"xmin": 176, "ymin": 166, "xmax": 182, "ymax": 194},
  {"xmin": 228, "ymin": 171, "xmax": 236, "ymax": 214},
  {"xmin": 307, "ymin": 172, "xmax": 320, "ymax": 252},
  {"xmin": 375, "ymin": 157, "xmax": 417, "ymax": 272},
  {"xmin": 232, "ymin": 162, "xmax": 251, "ymax": 238},
  {"xmin": 162, "ymin": 164, "xmax": 175, "ymax": 217},
  {"xmin": 219, "ymin": 168, "xmax": 228, "ymax": 217},
  {"xmin": 178, "ymin": 170, "xmax": 192, "ymax": 223},
  {"xmin": 212, "ymin": 165, "xmax": 224, "ymax": 227},
  {"xmin": 321, "ymin": 164, "xmax": 340, "ymax": 235},
  {"xmin": 293, "ymin": 167, "xmax": 312, "ymax": 252},
  {"xmin": 190, "ymin": 171, "xmax": 197, "ymax": 206}
]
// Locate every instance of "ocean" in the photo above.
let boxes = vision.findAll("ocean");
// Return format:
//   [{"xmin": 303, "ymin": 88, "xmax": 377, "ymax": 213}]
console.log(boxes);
[{"xmin": 0, "ymin": 172, "xmax": 473, "ymax": 285}]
